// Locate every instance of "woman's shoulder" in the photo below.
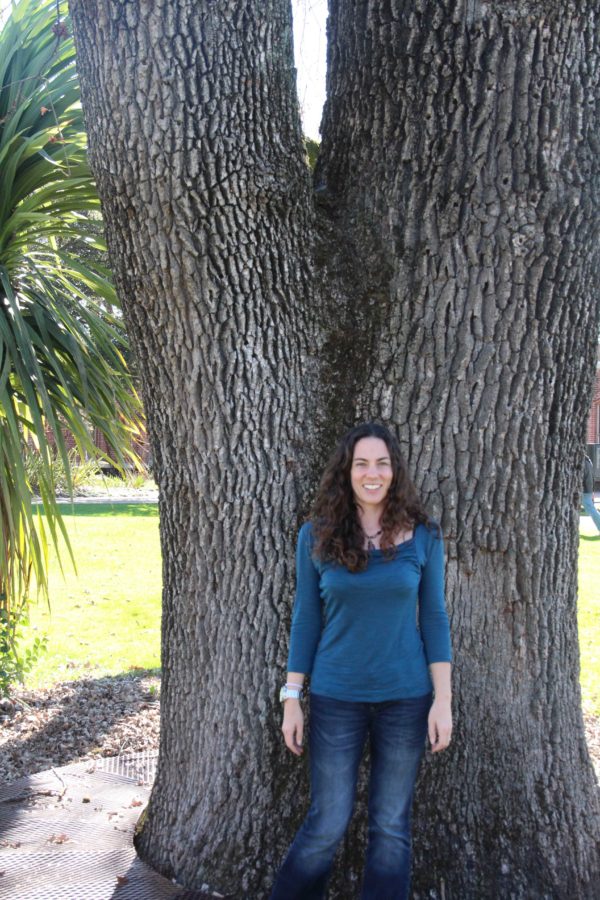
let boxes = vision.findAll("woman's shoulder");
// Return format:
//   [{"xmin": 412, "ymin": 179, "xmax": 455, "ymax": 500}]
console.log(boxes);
[
  {"xmin": 297, "ymin": 520, "xmax": 324, "ymax": 571},
  {"xmin": 297, "ymin": 519, "xmax": 317, "ymax": 552},
  {"xmin": 413, "ymin": 519, "xmax": 443, "ymax": 545},
  {"xmin": 298, "ymin": 519, "xmax": 314, "ymax": 539},
  {"xmin": 409, "ymin": 521, "xmax": 441, "ymax": 570}
]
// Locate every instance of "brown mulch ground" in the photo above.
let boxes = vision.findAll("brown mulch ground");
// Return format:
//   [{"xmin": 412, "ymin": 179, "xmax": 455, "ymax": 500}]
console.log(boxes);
[
  {"xmin": 0, "ymin": 674, "xmax": 160, "ymax": 785},
  {"xmin": 0, "ymin": 675, "xmax": 598, "ymax": 784}
]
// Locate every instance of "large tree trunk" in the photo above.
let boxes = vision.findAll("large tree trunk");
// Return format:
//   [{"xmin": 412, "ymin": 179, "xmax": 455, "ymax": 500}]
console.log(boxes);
[
  {"xmin": 313, "ymin": 3, "xmax": 600, "ymax": 897},
  {"xmin": 70, "ymin": 0, "xmax": 599, "ymax": 897},
  {"xmin": 69, "ymin": 1, "xmax": 322, "ymax": 895}
]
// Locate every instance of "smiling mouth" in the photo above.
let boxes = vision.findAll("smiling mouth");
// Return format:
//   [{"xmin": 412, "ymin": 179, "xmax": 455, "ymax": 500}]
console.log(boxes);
[{"xmin": 363, "ymin": 484, "xmax": 382, "ymax": 490}]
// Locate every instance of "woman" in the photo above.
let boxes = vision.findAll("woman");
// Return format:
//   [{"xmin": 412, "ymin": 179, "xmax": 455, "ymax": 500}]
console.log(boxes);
[{"xmin": 270, "ymin": 422, "xmax": 452, "ymax": 900}]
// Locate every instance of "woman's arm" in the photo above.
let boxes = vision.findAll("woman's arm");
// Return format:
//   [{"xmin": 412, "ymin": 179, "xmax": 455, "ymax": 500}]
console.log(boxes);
[
  {"xmin": 287, "ymin": 524, "xmax": 323, "ymax": 674},
  {"xmin": 428, "ymin": 661, "xmax": 452, "ymax": 753},
  {"xmin": 429, "ymin": 660, "xmax": 451, "ymax": 701},
  {"xmin": 417, "ymin": 527, "xmax": 452, "ymax": 665},
  {"xmin": 418, "ymin": 526, "xmax": 453, "ymax": 753},
  {"xmin": 282, "ymin": 671, "xmax": 306, "ymax": 756},
  {"xmin": 281, "ymin": 524, "xmax": 323, "ymax": 756}
]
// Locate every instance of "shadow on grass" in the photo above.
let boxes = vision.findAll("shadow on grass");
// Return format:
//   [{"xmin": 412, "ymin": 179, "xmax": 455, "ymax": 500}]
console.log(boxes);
[
  {"xmin": 38, "ymin": 501, "xmax": 159, "ymax": 517},
  {"xmin": 123, "ymin": 665, "xmax": 161, "ymax": 676}
]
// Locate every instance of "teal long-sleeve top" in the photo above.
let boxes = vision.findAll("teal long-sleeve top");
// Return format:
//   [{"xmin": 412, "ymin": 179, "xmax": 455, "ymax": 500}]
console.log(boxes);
[{"xmin": 287, "ymin": 520, "xmax": 452, "ymax": 702}]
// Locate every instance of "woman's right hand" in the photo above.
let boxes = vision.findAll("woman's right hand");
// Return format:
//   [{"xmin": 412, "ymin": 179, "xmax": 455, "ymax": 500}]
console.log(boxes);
[{"xmin": 281, "ymin": 699, "xmax": 304, "ymax": 756}]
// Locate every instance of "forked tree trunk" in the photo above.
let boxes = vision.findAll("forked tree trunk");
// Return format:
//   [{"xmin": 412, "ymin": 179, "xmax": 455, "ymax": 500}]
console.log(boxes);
[
  {"xmin": 70, "ymin": 0, "xmax": 599, "ymax": 897},
  {"xmin": 313, "ymin": 3, "xmax": 600, "ymax": 897},
  {"xmin": 69, "ymin": 1, "xmax": 321, "ymax": 895}
]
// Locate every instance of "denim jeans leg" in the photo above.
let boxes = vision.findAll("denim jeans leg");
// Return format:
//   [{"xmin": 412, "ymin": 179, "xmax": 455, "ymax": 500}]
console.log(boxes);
[
  {"xmin": 270, "ymin": 693, "xmax": 369, "ymax": 900},
  {"xmin": 360, "ymin": 692, "xmax": 433, "ymax": 900}
]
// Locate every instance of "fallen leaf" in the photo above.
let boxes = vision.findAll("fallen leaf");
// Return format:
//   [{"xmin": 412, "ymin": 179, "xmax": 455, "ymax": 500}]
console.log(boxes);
[{"xmin": 47, "ymin": 833, "xmax": 70, "ymax": 844}]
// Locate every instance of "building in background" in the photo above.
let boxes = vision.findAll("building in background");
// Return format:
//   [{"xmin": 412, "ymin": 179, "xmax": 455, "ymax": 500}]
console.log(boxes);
[{"xmin": 586, "ymin": 340, "xmax": 600, "ymax": 487}]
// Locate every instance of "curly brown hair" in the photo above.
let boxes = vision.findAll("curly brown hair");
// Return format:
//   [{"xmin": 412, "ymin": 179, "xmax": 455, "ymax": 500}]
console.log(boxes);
[{"xmin": 309, "ymin": 422, "xmax": 438, "ymax": 572}]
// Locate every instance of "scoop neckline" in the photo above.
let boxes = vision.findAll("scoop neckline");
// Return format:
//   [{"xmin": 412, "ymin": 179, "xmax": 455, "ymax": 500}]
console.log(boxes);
[{"xmin": 368, "ymin": 530, "xmax": 417, "ymax": 554}]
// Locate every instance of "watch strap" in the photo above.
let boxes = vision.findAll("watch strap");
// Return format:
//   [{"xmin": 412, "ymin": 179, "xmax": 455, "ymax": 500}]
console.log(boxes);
[{"xmin": 279, "ymin": 685, "xmax": 304, "ymax": 702}]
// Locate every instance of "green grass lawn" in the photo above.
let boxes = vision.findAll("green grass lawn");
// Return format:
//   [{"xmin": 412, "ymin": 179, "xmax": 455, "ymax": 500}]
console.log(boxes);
[
  {"xmin": 24, "ymin": 502, "xmax": 161, "ymax": 687},
  {"xmin": 20, "ymin": 506, "xmax": 599, "ymax": 716},
  {"xmin": 578, "ymin": 529, "xmax": 600, "ymax": 716}
]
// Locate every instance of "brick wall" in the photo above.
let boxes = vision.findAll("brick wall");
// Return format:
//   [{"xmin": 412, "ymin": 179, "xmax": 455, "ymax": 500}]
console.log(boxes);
[{"xmin": 42, "ymin": 423, "xmax": 151, "ymax": 468}]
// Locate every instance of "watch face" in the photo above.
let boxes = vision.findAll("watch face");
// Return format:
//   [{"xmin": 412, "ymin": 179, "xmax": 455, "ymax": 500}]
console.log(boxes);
[{"xmin": 280, "ymin": 686, "xmax": 301, "ymax": 701}]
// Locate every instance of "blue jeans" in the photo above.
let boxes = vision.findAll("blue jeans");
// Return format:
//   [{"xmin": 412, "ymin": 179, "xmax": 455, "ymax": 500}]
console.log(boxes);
[
  {"xmin": 270, "ymin": 690, "xmax": 433, "ymax": 900},
  {"xmin": 582, "ymin": 493, "xmax": 600, "ymax": 532}
]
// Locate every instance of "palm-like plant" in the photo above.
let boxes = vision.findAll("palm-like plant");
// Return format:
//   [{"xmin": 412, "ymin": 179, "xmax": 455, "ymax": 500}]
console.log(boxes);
[{"xmin": 0, "ymin": 0, "xmax": 144, "ymax": 680}]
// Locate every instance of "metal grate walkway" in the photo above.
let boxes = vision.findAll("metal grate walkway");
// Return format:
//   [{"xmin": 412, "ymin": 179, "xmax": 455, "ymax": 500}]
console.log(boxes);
[{"xmin": 0, "ymin": 752, "xmax": 223, "ymax": 899}]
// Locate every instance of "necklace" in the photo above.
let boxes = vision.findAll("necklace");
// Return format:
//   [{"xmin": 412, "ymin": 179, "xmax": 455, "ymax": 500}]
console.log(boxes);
[{"xmin": 364, "ymin": 528, "xmax": 382, "ymax": 550}]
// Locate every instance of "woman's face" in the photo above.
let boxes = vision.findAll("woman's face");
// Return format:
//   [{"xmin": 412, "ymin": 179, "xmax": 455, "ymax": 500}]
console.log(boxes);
[{"xmin": 350, "ymin": 436, "xmax": 393, "ymax": 510}]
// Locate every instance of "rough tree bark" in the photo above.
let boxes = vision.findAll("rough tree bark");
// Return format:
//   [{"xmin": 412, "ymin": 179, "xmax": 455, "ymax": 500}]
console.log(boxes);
[
  {"xmin": 69, "ymin": 0, "xmax": 599, "ymax": 898},
  {"xmin": 69, "ymin": 1, "xmax": 320, "ymax": 895},
  {"xmin": 312, "ymin": 2, "xmax": 600, "ymax": 897}
]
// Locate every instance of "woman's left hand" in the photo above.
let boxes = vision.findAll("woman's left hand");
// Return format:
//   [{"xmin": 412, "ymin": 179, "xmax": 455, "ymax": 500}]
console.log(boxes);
[{"xmin": 428, "ymin": 697, "xmax": 452, "ymax": 753}]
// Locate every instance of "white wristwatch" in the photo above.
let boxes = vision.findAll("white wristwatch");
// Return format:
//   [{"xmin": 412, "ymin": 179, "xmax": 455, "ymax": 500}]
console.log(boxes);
[{"xmin": 279, "ymin": 685, "xmax": 304, "ymax": 702}]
